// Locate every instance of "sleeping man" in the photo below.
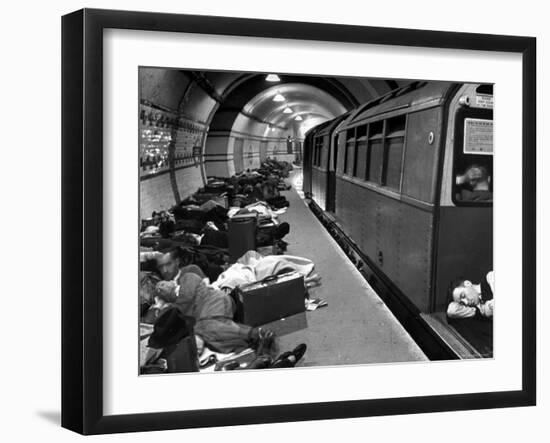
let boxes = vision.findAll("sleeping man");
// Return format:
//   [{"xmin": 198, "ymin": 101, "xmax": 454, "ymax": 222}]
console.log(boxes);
[
  {"xmin": 447, "ymin": 271, "xmax": 494, "ymax": 319},
  {"xmin": 151, "ymin": 272, "xmax": 274, "ymax": 355}
]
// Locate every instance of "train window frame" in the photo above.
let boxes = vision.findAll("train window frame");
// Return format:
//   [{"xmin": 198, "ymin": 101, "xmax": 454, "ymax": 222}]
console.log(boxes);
[
  {"xmin": 344, "ymin": 129, "xmax": 356, "ymax": 175},
  {"xmin": 366, "ymin": 120, "xmax": 384, "ymax": 184},
  {"xmin": 322, "ymin": 134, "xmax": 330, "ymax": 169},
  {"xmin": 313, "ymin": 135, "xmax": 323, "ymax": 167},
  {"xmin": 451, "ymin": 106, "xmax": 494, "ymax": 207},
  {"xmin": 381, "ymin": 114, "xmax": 407, "ymax": 192},
  {"xmin": 354, "ymin": 125, "xmax": 369, "ymax": 180},
  {"xmin": 336, "ymin": 130, "xmax": 346, "ymax": 175}
]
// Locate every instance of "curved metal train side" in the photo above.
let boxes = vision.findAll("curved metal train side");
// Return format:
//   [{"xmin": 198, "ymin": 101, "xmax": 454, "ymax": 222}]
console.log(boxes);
[
  {"xmin": 308, "ymin": 113, "xmax": 351, "ymax": 211},
  {"xmin": 303, "ymin": 81, "xmax": 493, "ymax": 359}
]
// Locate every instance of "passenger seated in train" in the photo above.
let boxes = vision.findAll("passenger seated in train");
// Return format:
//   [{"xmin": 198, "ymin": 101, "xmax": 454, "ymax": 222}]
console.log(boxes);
[
  {"xmin": 455, "ymin": 164, "xmax": 492, "ymax": 202},
  {"xmin": 447, "ymin": 271, "xmax": 494, "ymax": 319}
]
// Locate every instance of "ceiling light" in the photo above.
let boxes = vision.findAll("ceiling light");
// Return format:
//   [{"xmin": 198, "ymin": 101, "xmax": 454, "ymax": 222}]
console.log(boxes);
[
  {"xmin": 295, "ymin": 115, "xmax": 303, "ymax": 121},
  {"xmin": 273, "ymin": 93, "xmax": 285, "ymax": 102},
  {"xmin": 283, "ymin": 107, "xmax": 293, "ymax": 114},
  {"xmin": 266, "ymin": 74, "xmax": 281, "ymax": 82}
]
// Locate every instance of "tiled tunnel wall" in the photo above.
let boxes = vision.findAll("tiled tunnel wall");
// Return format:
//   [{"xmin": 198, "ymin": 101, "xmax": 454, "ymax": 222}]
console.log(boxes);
[
  {"xmin": 139, "ymin": 68, "xmax": 208, "ymax": 219},
  {"xmin": 139, "ymin": 68, "xmax": 301, "ymax": 220}
]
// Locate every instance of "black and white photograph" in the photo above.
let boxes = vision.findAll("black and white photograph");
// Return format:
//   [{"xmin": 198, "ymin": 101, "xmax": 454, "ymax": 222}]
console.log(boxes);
[
  {"xmin": 3, "ymin": 0, "xmax": 547, "ymax": 441},
  {"xmin": 138, "ymin": 68, "xmax": 494, "ymax": 374}
]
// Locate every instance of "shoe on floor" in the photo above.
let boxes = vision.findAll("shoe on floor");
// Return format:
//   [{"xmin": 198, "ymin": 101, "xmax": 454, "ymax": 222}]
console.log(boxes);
[
  {"xmin": 245, "ymin": 354, "xmax": 272, "ymax": 370},
  {"xmin": 270, "ymin": 343, "xmax": 307, "ymax": 369}
]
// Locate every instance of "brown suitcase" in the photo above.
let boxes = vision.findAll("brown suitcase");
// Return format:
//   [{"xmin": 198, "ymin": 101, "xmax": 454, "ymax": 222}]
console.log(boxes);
[
  {"xmin": 164, "ymin": 336, "xmax": 199, "ymax": 373},
  {"xmin": 235, "ymin": 272, "xmax": 306, "ymax": 326}
]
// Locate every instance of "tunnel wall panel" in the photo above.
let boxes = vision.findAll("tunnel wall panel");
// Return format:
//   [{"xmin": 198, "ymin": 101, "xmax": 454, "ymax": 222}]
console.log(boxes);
[
  {"xmin": 174, "ymin": 165, "xmax": 205, "ymax": 204},
  {"xmin": 205, "ymin": 132, "xmax": 290, "ymax": 177},
  {"xmin": 179, "ymin": 88, "xmax": 217, "ymax": 124},
  {"xmin": 139, "ymin": 68, "xmax": 191, "ymax": 110},
  {"xmin": 204, "ymin": 135, "xmax": 235, "ymax": 178},
  {"xmin": 140, "ymin": 174, "xmax": 177, "ymax": 219}
]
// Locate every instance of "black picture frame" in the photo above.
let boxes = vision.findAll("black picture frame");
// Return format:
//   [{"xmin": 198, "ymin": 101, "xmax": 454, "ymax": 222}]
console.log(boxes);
[{"xmin": 61, "ymin": 8, "xmax": 536, "ymax": 435}]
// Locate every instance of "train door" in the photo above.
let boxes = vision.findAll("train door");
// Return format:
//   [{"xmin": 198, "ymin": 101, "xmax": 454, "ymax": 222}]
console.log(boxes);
[
  {"xmin": 233, "ymin": 137, "xmax": 244, "ymax": 174},
  {"xmin": 435, "ymin": 84, "xmax": 493, "ymax": 311},
  {"xmin": 326, "ymin": 132, "xmax": 338, "ymax": 212},
  {"xmin": 433, "ymin": 84, "xmax": 493, "ymax": 356}
]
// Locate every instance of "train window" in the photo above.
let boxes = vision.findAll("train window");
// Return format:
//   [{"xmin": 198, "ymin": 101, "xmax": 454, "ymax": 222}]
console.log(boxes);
[
  {"xmin": 452, "ymin": 107, "xmax": 493, "ymax": 205},
  {"xmin": 345, "ymin": 129, "xmax": 356, "ymax": 175},
  {"xmin": 332, "ymin": 132, "xmax": 339, "ymax": 172},
  {"xmin": 367, "ymin": 121, "xmax": 384, "ymax": 183},
  {"xmin": 336, "ymin": 132, "xmax": 346, "ymax": 174},
  {"xmin": 314, "ymin": 136, "xmax": 323, "ymax": 167},
  {"xmin": 355, "ymin": 125, "xmax": 368, "ymax": 179},
  {"xmin": 321, "ymin": 135, "xmax": 330, "ymax": 169},
  {"xmin": 382, "ymin": 115, "xmax": 407, "ymax": 191},
  {"xmin": 476, "ymin": 84, "xmax": 493, "ymax": 95},
  {"xmin": 317, "ymin": 137, "xmax": 324, "ymax": 167}
]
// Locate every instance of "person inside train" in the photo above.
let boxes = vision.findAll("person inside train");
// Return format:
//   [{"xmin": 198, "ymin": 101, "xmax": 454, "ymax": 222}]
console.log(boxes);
[
  {"xmin": 447, "ymin": 270, "xmax": 494, "ymax": 319},
  {"xmin": 455, "ymin": 164, "xmax": 492, "ymax": 202}
]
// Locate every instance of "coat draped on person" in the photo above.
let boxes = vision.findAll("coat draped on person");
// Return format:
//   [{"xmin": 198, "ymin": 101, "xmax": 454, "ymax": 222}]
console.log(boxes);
[
  {"xmin": 211, "ymin": 250, "xmax": 314, "ymax": 291},
  {"xmin": 175, "ymin": 272, "xmax": 252, "ymax": 353}
]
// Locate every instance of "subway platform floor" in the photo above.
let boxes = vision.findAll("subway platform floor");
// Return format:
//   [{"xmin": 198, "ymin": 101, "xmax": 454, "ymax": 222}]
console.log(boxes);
[{"xmin": 262, "ymin": 167, "xmax": 428, "ymax": 366}]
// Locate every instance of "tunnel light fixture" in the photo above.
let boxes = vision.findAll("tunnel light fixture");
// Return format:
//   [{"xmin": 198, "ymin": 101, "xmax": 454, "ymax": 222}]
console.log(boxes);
[
  {"xmin": 283, "ymin": 107, "xmax": 293, "ymax": 114},
  {"xmin": 295, "ymin": 115, "xmax": 303, "ymax": 121},
  {"xmin": 273, "ymin": 92, "xmax": 285, "ymax": 102},
  {"xmin": 265, "ymin": 74, "xmax": 281, "ymax": 82}
]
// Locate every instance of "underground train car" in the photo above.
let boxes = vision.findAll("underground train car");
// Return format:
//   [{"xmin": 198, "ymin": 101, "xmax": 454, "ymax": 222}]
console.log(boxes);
[{"xmin": 303, "ymin": 81, "xmax": 493, "ymax": 359}]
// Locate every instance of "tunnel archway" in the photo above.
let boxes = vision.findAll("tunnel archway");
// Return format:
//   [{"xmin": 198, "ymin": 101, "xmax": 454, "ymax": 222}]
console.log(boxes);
[
  {"xmin": 205, "ymin": 80, "xmax": 349, "ymax": 176},
  {"xmin": 203, "ymin": 74, "xmax": 364, "ymax": 177},
  {"xmin": 139, "ymin": 67, "xmax": 410, "ymax": 216}
]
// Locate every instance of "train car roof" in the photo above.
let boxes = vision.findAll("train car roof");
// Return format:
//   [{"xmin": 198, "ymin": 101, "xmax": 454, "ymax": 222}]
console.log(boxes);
[
  {"xmin": 316, "ymin": 111, "xmax": 352, "ymax": 136},
  {"xmin": 305, "ymin": 110, "xmax": 351, "ymax": 139},
  {"xmin": 344, "ymin": 81, "xmax": 458, "ymax": 127}
]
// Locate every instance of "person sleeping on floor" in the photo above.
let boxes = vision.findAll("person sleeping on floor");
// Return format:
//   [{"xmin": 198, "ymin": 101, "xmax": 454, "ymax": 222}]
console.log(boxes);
[
  {"xmin": 447, "ymin": 270, "xmax": 494, "ymax": 319},
  {"xmin": 149, "ymin": 272, "xmax": 274, "ymax": 355}
]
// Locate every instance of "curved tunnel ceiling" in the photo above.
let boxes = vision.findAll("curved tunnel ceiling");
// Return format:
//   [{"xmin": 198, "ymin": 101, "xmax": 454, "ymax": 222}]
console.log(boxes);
[
  {"xmin": 240, "ymin": 83, "xmax": 347, "ymax": 130},
  {"xmin": 206, "ymin": 73, "xmax": 361, "ymax": 132},
  {"xmin": 170, "ymin": 70, "xmax": 415, "ymax": 139}
]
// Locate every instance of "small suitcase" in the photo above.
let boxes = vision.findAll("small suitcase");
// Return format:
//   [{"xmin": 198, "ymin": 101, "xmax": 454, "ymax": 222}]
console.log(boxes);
[
  {"xmin": 235, "ymin": 272, "xmax": 306, "ymax": 326},
  {"xmin": 164, "ymin": 336, "xmax": 199, "ymax": 373},
  {"xmin": 228, "ymin": 213, "xmax": 257, "ymax": 262}
]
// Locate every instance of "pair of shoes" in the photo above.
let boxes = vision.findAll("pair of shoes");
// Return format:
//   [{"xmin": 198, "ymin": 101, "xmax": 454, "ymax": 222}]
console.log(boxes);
[
  {"xmin": 216, "ymin": 360, "xmax": 240, "ymax": 371},
  {"xmin": 270, "ymin": 343, "xmax": 307, "ymax": 369},
  {"xmin": 245, "ymin": 354, "xmax": 272, "ymax": 369},
  {"xmin": 199, "ymin": 354, "xmax": 217, "ymax": 369}
]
